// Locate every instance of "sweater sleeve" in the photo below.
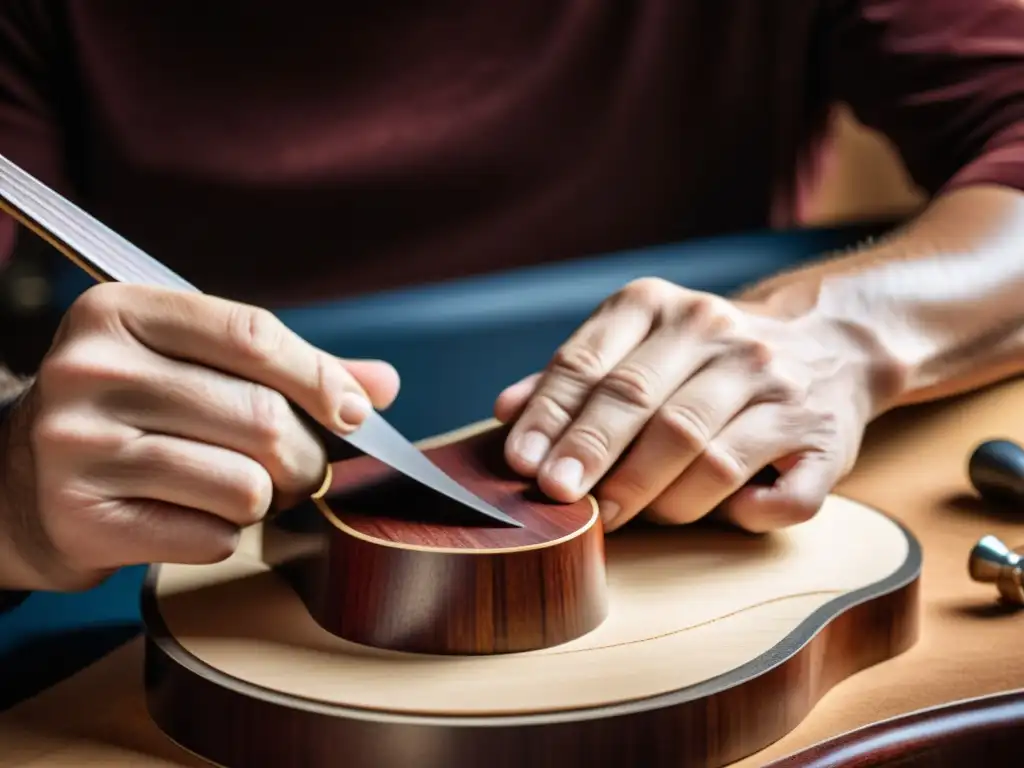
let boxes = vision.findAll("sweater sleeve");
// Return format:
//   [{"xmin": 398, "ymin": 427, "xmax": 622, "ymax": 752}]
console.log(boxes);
[
  {"xmin": 821, "ymin": 0, "xmax": 1024, "ymax": 197},
  {"xmin": 0, "ymin": 1, "xmax": 72, "ymax": 267}
]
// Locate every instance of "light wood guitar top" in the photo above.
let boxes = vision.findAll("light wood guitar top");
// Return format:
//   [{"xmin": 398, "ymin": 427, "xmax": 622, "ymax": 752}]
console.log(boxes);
[{"xmin": 4, "ymin": 377, "xmax": 1024, "ymax": 767}]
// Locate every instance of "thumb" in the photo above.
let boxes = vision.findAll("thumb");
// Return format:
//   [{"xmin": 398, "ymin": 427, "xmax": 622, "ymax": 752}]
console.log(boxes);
[
  {"xmin": 340, "ymin": 359, "xmax": 401, "ymax": 410},
  {"xmin": 720, "ymin": 451, "xmax": 841, "ymax": 533}
]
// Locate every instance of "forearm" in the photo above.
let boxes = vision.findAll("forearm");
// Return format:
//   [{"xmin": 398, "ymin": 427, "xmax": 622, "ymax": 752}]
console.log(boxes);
[{"xmin": 738, "ymin": 184, "xmax": 1024, "ymax": 413}]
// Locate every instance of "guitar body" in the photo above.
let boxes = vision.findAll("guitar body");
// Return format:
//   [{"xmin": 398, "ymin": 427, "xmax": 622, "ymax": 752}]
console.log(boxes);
[
  {"xmin": 263, "ymin": 425, "xmax": 607, "ymax": 655},
  {"xmin": 142, "ymin": 422, "xmax": 922, "ymax": 768}
]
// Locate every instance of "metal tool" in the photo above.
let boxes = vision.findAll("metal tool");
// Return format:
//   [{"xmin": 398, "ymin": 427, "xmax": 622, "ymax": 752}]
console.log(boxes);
[
  {"xmin": 968, "ymin": 534, "xmax": 1024, "ymax": 605},
  {"xmin": 0, "ymin": 152, "xmax": 522, "ymax": 528},
  {"xmin": 968, "ymin": 438, "xmax": 1024, "ymax": 510}
]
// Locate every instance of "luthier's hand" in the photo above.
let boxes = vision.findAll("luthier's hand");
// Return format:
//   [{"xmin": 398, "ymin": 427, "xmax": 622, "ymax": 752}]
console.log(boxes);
[
  {"xmin": 0, "ymin": 284, "xmax": 399, "ymax": 591},
  {"xmin": 495, "ymin": 278, "xmax": 894, "ymax": 533}
]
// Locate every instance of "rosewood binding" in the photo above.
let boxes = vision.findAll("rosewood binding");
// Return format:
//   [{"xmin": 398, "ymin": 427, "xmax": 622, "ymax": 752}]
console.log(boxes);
[
  {"xmin": 263, "ymin": 425, "xmax": 607, "ymax": 655},
  {"xmin": 764, "ymin": 688, "xmax": 1024, "ymax": 767},
  {"xmin": 142, "ymin": 421, "xmax": 922, "ymax": 768}
]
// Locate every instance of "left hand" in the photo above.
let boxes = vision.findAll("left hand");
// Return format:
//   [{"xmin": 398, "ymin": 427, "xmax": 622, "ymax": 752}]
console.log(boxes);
[{"xmin": 495, "ymin": 278, "xmax": 886, "ymax": 533}]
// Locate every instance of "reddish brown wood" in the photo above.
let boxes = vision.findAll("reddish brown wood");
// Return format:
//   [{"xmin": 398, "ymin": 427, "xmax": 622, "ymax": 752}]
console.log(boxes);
[
  {"xmin": 143, "ymin": 517, "xmax": 921, "ymax": 768},
  {"xmin": 764, "ymin": 688, "xmax": 1024, "ymax": 767},
  {"xmin": 262, "ymin": 426, "xmax": 608, "ymax": 655},
  {"xmin": 325, "ymin": 425, "xmax": 595, "ymax": 548}
]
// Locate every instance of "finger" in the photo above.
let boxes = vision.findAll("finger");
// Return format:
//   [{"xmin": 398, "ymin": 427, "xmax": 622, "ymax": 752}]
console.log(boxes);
[
  {"xmin": 97, "ymin": 351, "xmax": 327, "ymax": 499},
  {"xmin": 593, "ymin": 359, "xmax": 759, "ymax": 527},
  {"xmin": 494, "ymin": 372, "xmax": 542, "ymax": 423},
  {"xmin": 72, "ymin": 498, "xmax": 243, "ymax": 572},
  {"xmin": 72, "ymin": 285, "xmax": 397, "ymax": 434},
  {"xmin": 504, "ymin": 301, "xmax": 655, "ymax": 475},
  {"xmin": 91, "ymin": 433, "xmax": 274, "ymax": 527},
  {"xmin": 535, "ymin": 326, "xmax": 722, "ymax": 502},
  {"xmin": 719, "ymin": 451, "xmax": 842, "ymax": 533},
  {"xmin": 633, "ymin": 403, "xmax": 820, "ymax": 531},
  {"xmin": 339, "ymin": 359, "xmax": 401, "ymax": 409}
]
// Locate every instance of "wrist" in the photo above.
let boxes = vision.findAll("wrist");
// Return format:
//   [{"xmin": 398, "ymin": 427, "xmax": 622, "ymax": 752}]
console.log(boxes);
[{"xmin": 758, "ymin": 279, "xmax": 912, "ymax": 419}]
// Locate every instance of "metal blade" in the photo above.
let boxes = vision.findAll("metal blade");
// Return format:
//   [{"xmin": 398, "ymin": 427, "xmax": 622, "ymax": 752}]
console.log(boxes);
[
  {"xmin": 0, "ymin": 152, "xmax": 523, "ymax": 530},
  {"xmin": 343, "ymin": 411, "xmax": 523, "ymax": 528}
]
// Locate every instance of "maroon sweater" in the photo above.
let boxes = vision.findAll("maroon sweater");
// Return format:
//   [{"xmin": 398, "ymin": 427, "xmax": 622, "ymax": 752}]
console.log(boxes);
[{"xmin": 0, "ymin": 1, "xmax": 1023, "ymax": 306}]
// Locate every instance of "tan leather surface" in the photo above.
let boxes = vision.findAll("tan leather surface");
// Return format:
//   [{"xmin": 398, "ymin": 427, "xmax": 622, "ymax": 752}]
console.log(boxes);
[{"xmin": 2, "ymin": 378, "xmax": 1024, "ymax": 765}]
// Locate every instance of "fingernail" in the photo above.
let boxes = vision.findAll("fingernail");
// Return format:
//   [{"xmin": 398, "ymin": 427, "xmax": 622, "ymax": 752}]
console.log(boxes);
[
  {"xmin": 517, "ymin": 431, "xmax": 550, "ymax": 466},
  {"xmin": 549, "ymin": 457, "xmax": 583, "ymax": 495},
  {"xmin": 339, "ymin": 393, "xmax": 372, "ymax": 427},
  {"xmin": 599, "ymin": 500, "xmax": 620, "ymax": 525}
]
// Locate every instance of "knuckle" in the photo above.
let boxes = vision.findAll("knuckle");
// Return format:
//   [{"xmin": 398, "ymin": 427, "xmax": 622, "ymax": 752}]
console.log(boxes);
[
  {"xmin": 526, "ymin": 391, "xmax": 575, "ymax": 432},
  {"xmin": 699, "ymin": 445, "xmax": 749, "ymax": 487},
  {"xmin": 246, "ymin": 384, "xmax": 293, "ymax": 451},
  {"xmin": 655, "ymin": 404, "xmax": 710, "ymax": 453},
  {"xmin": 233, "ymin": 467, "xmax": 273, "ymax": 524},
  {"xmin": 66, "ymin": 283, "xmax": 123, "ymax": 326},
  {"xmin": 37, "ymin": 348, "xmax": 96, "ymax": 390},
  {"xmin": 30, "ymin": 411, "xmax": 107, "ymax": 455},
  {"xmin": 549, "ymin": 344, "xmax": 607, "ymax": 386},
  {"xmin": 731, "ymin": 337, "xmax": 774, "ymax": 371},
  {"xmin": 667, "ymin": 292, "xmax": 731, "ymax": 332},
  {"xmin": 39, "ymin": 340, "xmax": 139, "ymax": 394},
  {"xmin": 564, "ymin": 424, "xmax": 614, "ymax": 464},
  {"xmin": 621, "ymin": 277, "xmax": 674, "ymax": 305},
  {"xmin": 600, "ymin": 363, "xmax": 662, "ymax": 410},
  {"xmin": 228, "ymin": 305, "xmax": 286, "ymax": 364},
  {"xmin": 681, "ymin": 293, "xmax": 719, "ymax": 323}
]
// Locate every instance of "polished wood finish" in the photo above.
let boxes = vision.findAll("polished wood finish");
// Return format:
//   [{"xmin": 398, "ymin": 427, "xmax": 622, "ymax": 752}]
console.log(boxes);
[
  {"xmin": 0, "ymin": 147, "xmax": 611, "ymax": 658},
  {"xmin": 764, "ymin": 688, "xmax": 1024, "ymax": 767},
  {"xmin": 15, "ymin": 380, "xmax": 1024, "ymax": 768},
  {"xmin": 323, "ymin": 425, "xmax": 595, "ymax": 547},
  {"xmin": 263, "ymin": 425, "xmax": 607, "ymax": 655},
  {"xmin": 141, "ymin": 449, "xmax": 921, "ymax": 768}
]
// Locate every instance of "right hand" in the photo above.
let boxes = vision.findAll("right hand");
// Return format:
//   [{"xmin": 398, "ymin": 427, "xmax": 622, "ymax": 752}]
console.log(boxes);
[{"xmin": 0, "ymin": 284, "xmax": 400, "ymax": 592}]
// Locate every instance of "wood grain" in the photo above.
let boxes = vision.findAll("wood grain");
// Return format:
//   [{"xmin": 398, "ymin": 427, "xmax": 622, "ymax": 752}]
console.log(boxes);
[
  {"xmin": 143, "ymin": 484, "xmax": 920, "ymax": 768},
  {"xmin": 10, "ymin": 379, "xmax": 1024, "ymax": 768},
  {"xmin": 763, "ymin": 688, "xmax": 1024, "ymax": 767},
  {"xmin": 262, "ymin": 425, "xmax": 608, "ymax": 655},
  {"xmin": 319, "ymin": 423, "xmax": 596, "ymax": 548}
]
